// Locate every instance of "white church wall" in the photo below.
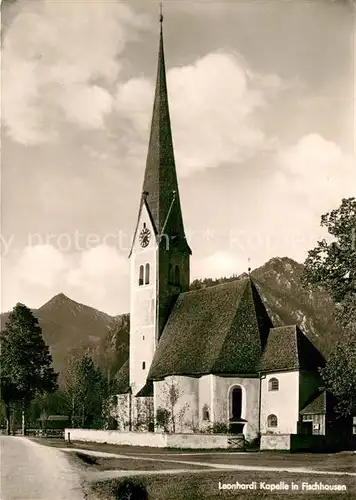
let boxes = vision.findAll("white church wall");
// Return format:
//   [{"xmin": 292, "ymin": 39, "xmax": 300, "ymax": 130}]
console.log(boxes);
[
  {"xmin": 154, "ymin": 376, "xmax": 199, "ymax": 433},
  {"xmin": 129, "ymin": 204, "xmax": 157, "ymax": 395},
  {"xmin": 198, "ymin": 374, "xmax": 214, "ymax": 430},
  {"xmin": 213, "ymin": 376, "xmax": 260, "ymax": 441},
  {"xmin": 260, "ymin": 371, "xmax": 299, "ymax": 435}
]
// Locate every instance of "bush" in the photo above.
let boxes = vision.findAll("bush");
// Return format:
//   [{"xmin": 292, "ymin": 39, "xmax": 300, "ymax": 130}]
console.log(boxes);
[
  {"xmin": 205, "ymin": 422, "xmax": 229, "ymax": 434},
  {"xmin": 110, "ymin": 479, "xmax": 148, "ymax": 500}
]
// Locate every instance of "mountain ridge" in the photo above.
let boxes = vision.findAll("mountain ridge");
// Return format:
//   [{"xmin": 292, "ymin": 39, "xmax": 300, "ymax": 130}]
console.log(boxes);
[{"xmin": 0, "ymin": 257, "xmax": 342, "ymax": 382}]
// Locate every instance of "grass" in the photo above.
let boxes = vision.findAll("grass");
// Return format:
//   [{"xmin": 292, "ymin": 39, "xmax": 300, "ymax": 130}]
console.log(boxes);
[
  {"xmin": 33, "ymin": 438, "xmax": 356, "ymax": 499},
  {"xmin": 91, "ymin": 470, "xmax": 355, "ymax": 500},
  {"xmin": 33, "ymin": 438, "xmax": 355, "ymax": 473}
]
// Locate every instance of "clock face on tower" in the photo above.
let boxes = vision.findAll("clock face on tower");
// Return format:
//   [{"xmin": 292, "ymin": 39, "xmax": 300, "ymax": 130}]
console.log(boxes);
[{"xmin": 139, "ymin": 226, "xmax": 151, "ymax": 247}]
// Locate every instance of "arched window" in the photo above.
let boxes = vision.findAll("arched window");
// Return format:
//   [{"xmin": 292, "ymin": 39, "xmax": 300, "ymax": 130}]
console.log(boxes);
[
  {"xmin": 174, "ymin": 265, "xmax": 180, "ymax": 286},
  {"xmin": 139, "ymin": 265, "xmax": 144, "ymax": 286},
  {"xmin": 267, "ymin": 414, "xmax": 278, "ymax": 427},
  {"xmin": 145, "ymin": 263, "xmax": 150, "ymax": 284},
  {"xmin": 268, "ymin": 377, "xmax": 279, "ymax": 391},
  {"xmin": 231, "ymin": 387, "xmax": 242, "ymax": 421}
]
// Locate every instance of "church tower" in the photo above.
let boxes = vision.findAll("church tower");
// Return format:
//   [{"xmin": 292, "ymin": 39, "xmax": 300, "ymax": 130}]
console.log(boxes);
[{"xmin": 129, "ymin": 14, "xmax": 191, "ymax": 395}]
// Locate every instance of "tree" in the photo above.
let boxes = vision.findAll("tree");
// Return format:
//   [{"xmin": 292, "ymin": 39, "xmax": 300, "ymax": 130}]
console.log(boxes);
[
  {"xmin": 64, "ymin": 352, "xmax": 106, "ymax": 428},
  {"xmin": 29, "ymin": 391, "xmax": 68, "ymax": 430},
  {"xmin": 1, "ymin": 303, "xmax": 58, "ymax": 434},
  {"xmin": 320, "ymin": 336, "xmax": 356, "ymax": 417},
  {"xmin": 156, "ymin": 378, "xmax": 189, "ymax": 433},
  {"xmin": 302, "ymin": 197, "xmax": 356, "ymax": 417},
  {"xmin": 302, "ymin": 197, "xmax": 356, "ymax": 305}
]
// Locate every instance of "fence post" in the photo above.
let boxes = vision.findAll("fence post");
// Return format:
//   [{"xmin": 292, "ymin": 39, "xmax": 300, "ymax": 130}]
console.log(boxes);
[{"xmin": 67, "ymin": 431, "xmax": 71, "ymax": 444}]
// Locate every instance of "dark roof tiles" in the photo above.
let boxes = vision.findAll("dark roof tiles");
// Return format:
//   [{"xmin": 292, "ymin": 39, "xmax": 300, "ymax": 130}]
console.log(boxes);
[
  {"xmin": 300, "ymin": 391, "xmax": 327, "ymax": 415},
  {"xmin": 260, "ymin": 325, "xmax": 325, "ymax": 373},
  {"xmin": 148, "ymin": 278, "xmax": 272, "ymax": 380}
]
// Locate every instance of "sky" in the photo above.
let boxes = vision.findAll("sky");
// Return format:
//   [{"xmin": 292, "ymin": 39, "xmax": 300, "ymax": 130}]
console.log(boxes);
[{"xmin": 1, "ymin": 0, "xmax": 355, "ymax": 315}]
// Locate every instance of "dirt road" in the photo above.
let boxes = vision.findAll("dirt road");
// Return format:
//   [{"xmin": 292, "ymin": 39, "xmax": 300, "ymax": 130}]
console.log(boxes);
[{"xmin": 1, "ymin": 436, "xmax": 85, "ymax": 500}]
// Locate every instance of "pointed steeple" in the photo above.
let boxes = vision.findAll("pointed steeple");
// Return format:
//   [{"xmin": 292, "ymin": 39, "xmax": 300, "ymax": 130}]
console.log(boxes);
[{"xmin": 142, "ymin": 11, "xmax": 188, "ymax": 249}]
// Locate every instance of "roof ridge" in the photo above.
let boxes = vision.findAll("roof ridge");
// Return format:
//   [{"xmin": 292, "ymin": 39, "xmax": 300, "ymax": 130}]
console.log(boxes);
[{"xmin": 186, "ymin": 277, "xmax": 250, "ymax": 295}]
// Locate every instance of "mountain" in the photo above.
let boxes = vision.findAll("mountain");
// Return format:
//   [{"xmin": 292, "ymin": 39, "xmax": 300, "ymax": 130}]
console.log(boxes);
[
  {"xmin": 0, "ymin": 293, "xmax": 128, "ymax": 382},
  {"xmin": 0, "ymin": 257, "xmax": 342, "ymax": 383},
  {"xmin": 250, "ymin": 257, "xmax": 342, "ymax": 357},
  {"xmin": 191, "ymin": 257, "xmax": 342, "ymax": 357}
]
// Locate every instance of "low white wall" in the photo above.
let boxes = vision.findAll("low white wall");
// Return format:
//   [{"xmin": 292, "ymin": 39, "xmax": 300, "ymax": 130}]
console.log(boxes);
[
  {"xmin": 65, "ymin": 429, "xmax": 167, "ymax": 447},
  {"xmin": 65, "ymin": 429, "xmax": 236, "ymax": 449},
  {"xmin": 260, "ymin": 433, "xmax": 291, "ymax": 450},
  {"xmin": 166, "ymin": 433, "xmax": 229, "ymax": 449}
]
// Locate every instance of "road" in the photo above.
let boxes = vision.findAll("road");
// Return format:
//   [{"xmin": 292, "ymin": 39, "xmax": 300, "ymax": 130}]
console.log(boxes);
[{"xmin": 0, "ymin": 436, "xmax": 85, "ymax": 500}]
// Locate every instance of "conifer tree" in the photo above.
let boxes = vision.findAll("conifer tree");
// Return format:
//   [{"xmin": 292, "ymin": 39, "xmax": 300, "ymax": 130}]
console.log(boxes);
[{"xmin": 1, "ymin": 303, "xmax": 58, "ymax": 434}]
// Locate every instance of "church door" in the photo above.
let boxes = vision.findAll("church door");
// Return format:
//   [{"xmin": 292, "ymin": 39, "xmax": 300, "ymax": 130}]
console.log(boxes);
[
  {"xmin": 231, "ymin": 387, "xmax": 242, "ymax": 420},
  {"xmin": 230, "ymin": 387, "xmax": 244, "ymax": 434}
]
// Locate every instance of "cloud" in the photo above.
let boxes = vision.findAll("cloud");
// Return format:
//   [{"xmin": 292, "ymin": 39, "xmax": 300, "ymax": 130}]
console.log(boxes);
[
  {"xmin": 67, "ymin": 245, "xmax": 128, "ymax": 289},
  {"xmin": 274, "ymin": 133, "xmax": 355, "ymax": 214},
  {"xmin": 116, "ymin": 52, "xmax": 280, "ymax": 175},
  {"xmin": 3, "ymin": 1, "xmax": 279, "ymax": 174},
  {"xmin": 192, "ymin": 250, "xmax": 243, "ymax": 279},
  {"xmin": 2, "ymin": 244, "xmax": 129, "ymax": 314},
  {"xmin": 15, "ymin": 244, "xmax": 70, "ymax": 288},
  {"xmin": 2, "ymin": 0, "xmax": 148, "ymax": 144}
]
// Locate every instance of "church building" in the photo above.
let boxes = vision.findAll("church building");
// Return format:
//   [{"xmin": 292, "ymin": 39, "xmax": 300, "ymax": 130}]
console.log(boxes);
[{"xmin": 113, "ymin": 17, "xmax": 336, "ymax": 447}]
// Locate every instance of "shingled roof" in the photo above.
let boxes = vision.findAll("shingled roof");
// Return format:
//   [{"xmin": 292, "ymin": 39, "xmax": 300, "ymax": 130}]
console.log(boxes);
[
  {"xmin": 300, "ymin": 391, "xmax": 327, "ymax": 415},
  {"xmin": 136, "ymin": 380, "xmax": 154, "ymax": 398},
  {"xmin": 148, "ymin": 278, "xmax": 273, "ymax": 380},
  {"xmin": 260, "ymin": 325, "xmax": 325, "ymax": 373}
]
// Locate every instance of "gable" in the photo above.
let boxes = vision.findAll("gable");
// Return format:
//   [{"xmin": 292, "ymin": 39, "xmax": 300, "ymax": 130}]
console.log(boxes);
[
  {"xmin": 130, "ymin": 199, "xmax": 157, "ymax": 256},
  {"xmin": 260, "ymin": 325, "xmax": 325, "ymax": 373}
]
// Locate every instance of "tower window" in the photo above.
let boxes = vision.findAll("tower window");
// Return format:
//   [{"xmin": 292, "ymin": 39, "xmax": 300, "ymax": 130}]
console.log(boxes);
[
  {"xmin": 139, "ymin": 265, "xmax": 144, "ymax": 286},
  {"xmin": 143, "ymin": 222, "xmax": 146, "ymax": 229},
  {"xmin": 142, "ymin": 361, "xmax": 146, "ymax": 370},
  {"xmin": 174, "ymin": 265, "xmax": 180, "ymax": 286},
  {"xmin": 145, "ymin": 263, "xmax": 150, "ymax": 284},
  {"xmin": 267, "ymin": 414, "xmax": 278, "ymax": 427},
  {"xmin": 268, "ymin": 378, "xmax": 279, "ymax": 391}
]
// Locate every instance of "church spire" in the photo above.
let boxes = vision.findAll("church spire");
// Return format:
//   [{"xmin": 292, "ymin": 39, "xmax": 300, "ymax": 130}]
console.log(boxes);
[
  {"xmin": 142, "ymin": 6, "xmax": 186, "ymax": 242},
  {"xmin": 159, "ymin": 1, "xmax": 163, "ymax": 24}
]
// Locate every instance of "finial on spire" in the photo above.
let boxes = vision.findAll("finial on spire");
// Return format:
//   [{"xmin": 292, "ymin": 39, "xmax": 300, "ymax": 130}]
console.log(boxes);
[{"xmin": 159, "ymin": 2, "xmax": 163, "ymax": 24}]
